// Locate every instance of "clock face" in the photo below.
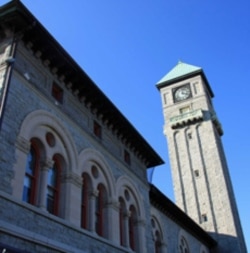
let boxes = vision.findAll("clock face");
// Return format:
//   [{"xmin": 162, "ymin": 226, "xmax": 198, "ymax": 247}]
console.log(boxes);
[{"xmin": 174, "ymin": 85, "xmax": 192, "ymax": 102}]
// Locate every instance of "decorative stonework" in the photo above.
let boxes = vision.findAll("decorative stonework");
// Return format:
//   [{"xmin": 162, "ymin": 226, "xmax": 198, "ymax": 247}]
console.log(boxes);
[
  {"xmin": 15, "ymin": 136, "xmax": 30, "ymax": 154},
  {"xmin": 40, "ymin": 158, "xmax": 54, "ymax": 171},
  {"xmin": 61, "ymin": 172, "xmax": 82, "ymax": 188},
  {"xmin": 170, "ymin": 109, "xmax": 203, "ymax": 129}
]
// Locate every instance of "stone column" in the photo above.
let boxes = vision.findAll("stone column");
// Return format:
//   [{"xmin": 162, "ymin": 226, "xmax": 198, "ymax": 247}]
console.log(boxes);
[
  {"xmin": 60, "ymin": 171, "xmax": 82, "ymax": 225},
  {"xmin": 123, "ymin": 210, "xmax": 131, "ymax": 248},
  {"xmin": 104, "ymin": 198, "xmax": 120, "ymax": 242},
  {"xmin": 161, "ymin": 241, "xmax": 168, "ymax": 253},
  {"xmin": 89, "ymin": 189, "xmax": 98, "ymax": 233},
  {"xmin": 37, "ymin": 158, "xmax": 54, "ymax": 211},
  {"xmin": 135, "ymin": 218, "xmax": 146, "ymax": 253}
]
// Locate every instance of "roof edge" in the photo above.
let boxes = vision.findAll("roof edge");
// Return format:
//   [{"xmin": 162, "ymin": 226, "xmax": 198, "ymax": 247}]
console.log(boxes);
[{"xmin": 156, "ymin": 68, "xmax": 214, "ymax": 98}]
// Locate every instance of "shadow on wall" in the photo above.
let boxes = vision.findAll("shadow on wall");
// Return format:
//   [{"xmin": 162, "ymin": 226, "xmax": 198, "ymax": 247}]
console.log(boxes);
[
  {"xmin": 0, "ymin": 244, "xmax": 29, "ymax": 253},
  {"xmin": 0, "ymin": 234, "xmax": 246, "ymax": 253},
  {"xmin": 209, "ymin": 232, "xmax": 247, "ymax": 253}
]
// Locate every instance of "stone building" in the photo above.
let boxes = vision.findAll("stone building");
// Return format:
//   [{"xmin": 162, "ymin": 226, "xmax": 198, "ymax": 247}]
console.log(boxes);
[{"xmin": 0, "ymin": 1, "xmax": 246, "ymax": 253}]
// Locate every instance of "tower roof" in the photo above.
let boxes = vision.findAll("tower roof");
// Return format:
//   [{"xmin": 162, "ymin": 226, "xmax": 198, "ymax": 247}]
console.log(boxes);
[
  {"xmin": 157, "ymin": 61, "xmax": 202, "ymax": 85},
  {"xmin": 156, "ymin": 61, "xmax": 214, "ymax": 97}
]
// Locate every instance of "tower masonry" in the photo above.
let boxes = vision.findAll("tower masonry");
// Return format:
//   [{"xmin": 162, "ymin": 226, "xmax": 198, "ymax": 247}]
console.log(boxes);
[{"xmin": 156, "ymin": 62, "xmax": 247, "ymax": 253}]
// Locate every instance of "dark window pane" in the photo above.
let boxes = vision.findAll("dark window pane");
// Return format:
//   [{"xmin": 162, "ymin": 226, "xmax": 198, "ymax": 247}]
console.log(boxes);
[
  {"xmin": 23, "ymin": 146, "xmax": 38, "ymax": 204},
  {"xmin": 52, "ymin": 83, "xmax": 63, "ymax": 103},
  {"xmin": 47, "ymin": 166, "xmax": 57, "ymax": 187},
  {"xmin": 25, "ymin": 148, "xmax": 35, "ymax": 175}
]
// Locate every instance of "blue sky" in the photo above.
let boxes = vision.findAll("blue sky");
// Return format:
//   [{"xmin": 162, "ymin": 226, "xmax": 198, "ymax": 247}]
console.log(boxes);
[{"xmin": 1, "ymin": 0, "xmax": 249, "ymax": 250}]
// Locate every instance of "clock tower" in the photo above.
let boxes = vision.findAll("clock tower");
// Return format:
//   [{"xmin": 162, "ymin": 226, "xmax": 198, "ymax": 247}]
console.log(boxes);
[{"xmin": 157, "ymin": 62, "xmax": 247, "ymax": 253}]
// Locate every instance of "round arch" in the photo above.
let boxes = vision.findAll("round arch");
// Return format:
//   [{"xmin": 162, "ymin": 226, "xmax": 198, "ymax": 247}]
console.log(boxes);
[
  {"xmin": 18, "ymin": 109, "xmax": 78, "ymax": 172},
  {"xmin": 78, "ymin": 148, "xmax": 115, "ymax": 197},
  {"xmin": 116, "ymin": 175, "xmax": 145, "ymax": 219},
  {"xmin": 178, "ymin": 229, "xmax": 190, "ymax": 253},
  {"xmin": 150, "ymin": 210, "xmax": 165, "ymax": 244}
]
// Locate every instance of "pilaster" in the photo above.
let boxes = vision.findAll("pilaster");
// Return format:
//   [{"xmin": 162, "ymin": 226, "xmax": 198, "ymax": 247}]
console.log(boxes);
[
  {"xmin": 12, "ymin": 136, "xmax": 30, "ymax": 199},
  {"xmin": 89, "ymin": 189, "xmax": 99, "ymax": 233}
]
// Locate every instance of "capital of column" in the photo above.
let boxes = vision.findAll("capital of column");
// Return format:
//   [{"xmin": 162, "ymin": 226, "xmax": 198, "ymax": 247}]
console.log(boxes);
[
  {"xmin": 40, "ymin": 158, "xmax": 54, "ymax": 171},
  {"xmin": 61, "ymin": 172, "xmax": 82, "ymax": 188},
  {"xmin": 89, "ymin": 189, "xmax": 99, "ymax": 198},
  {"xmin": 123, "ymin": 210, "xmax": 131, "ymax": 218},
  {"xmin": 105, "ymin": 198, "xmax": 120, "ymax": 211},
  {"xmin": 135, "ymin": 218, "xmax": 146, "ymax": 227}
]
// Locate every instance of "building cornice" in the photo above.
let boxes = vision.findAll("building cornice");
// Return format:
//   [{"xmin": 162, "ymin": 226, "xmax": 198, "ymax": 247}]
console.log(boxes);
[{"xmin": 0, "ymin": 0, "xmax": 164, "ymax": 168}]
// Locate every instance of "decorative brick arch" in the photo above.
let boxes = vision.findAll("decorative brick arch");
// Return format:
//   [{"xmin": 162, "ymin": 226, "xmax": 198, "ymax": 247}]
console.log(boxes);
[
  {"xmin": 116, "ymin": 175, "xmax": 145, "ymax": 219},
  {"xmin": 13, "ymin": 110, "xmax": 78, "ymax": 219},
  {"xmin": 18, "ymin": 109, "xmax": 78, "ymax": 172},
  {"xmin": 116, "ymin": 175, "xmax": 147, "ymax": 252},
  {"xmin": 78, "ymin": 148, "xmax": 116, "ymax": 239},
  {"xmin": 78, "ymin": 148, "xmax": 115, "ymax": 200},
  {"xmin": 178, "ymin": 229, "xmax": 190, "ymax": 253},
  {"xmin": 150, "ymin": 208, "xmax": 165, "ymax": 242},
  {"xmin": 150, "ymin": 213, "xmax": 166, "ymax": 253}
]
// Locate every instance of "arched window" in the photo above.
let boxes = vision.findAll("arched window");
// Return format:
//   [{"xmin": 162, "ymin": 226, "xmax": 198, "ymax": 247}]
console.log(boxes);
[
  {"xmin": 151, "ymin": 217, "xmax": 163, "ymax": 253},
  {"xmin": 179, "ymin": 236, "xmax": 189, "ymax": 253},
  {"xmin": 95, "ymin": 184, "xmax": 106, "ymax": 236},
  {"xmin": 81, "ymin": 173, "xmax": 89, "ymax": 229},
  {"xmin": 22, "ymin": 144, "xmax": 39, "ymax": 204},
  {"xmin": 200, "ymin": 245, "xmax": 209, "ymax": 253},
  {"xmin": 129, "ymin": 205, "xmax": 136, "ymax": 251},
  {"xmin": 46, "ymin": 155, "xmax": 61, "ymax": 215},
  {"xmin": 119, "ymin": 197, "xmax": 126, "ymax": 246},
  {"xmin": 154, "ymin": 230, "xmax": 161, "ymax": 253}
]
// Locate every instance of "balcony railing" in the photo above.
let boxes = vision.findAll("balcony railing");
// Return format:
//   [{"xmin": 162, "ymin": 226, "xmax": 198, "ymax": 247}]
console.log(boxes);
[{"xmin": 169, "ymin": 109, "xmax": 204, "ymax": 128}]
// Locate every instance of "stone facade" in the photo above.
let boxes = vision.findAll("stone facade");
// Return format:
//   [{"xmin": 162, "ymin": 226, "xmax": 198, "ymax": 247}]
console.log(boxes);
[{"xmin": 0, "ymin": 1, "xmax": 244, "ymax": 253}]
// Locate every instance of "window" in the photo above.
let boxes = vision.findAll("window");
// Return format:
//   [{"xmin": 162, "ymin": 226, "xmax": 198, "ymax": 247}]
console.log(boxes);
[
  {"xmin": 118, "ymin": 187, "xmax": 141, "ymax": 251},
  {"xmin": 193, "ymin": 82, "xmax": 199, "ymax": 94},
  {"xmin": 179, "ymin": 236, "xmax": 189, "ymax": 253},
  {"xmin": 163, "ymin": 92, "xmax": 168, "ymax": 105},
  {"xmin": 93, "ymin": 121, "xmax": 102, "ymax": 139},
  {"xmin": 52, "ymin": 82, "xmax": 63, "ymax": 104},
  {"xmin": 200, "ymin": 245, "xmax": 209, "ymax": 253},
  {"xmin": 201, "ymin": 213, "xmax": 208, "ymax": 222},
  {"xmin": 46, "ymin": 132, "xmax": 55, "ymax": 147},
  {"xmin": 124, "ymin": 150, "xmax": 131, "ymax": 165},
  {"xmin": 154, "ymin": 231, "xmax": 161, "ymax": 253},
  {"xmin": 46, "ymin": 156, "xmax": 60, "ymax": 215},
  {"xmin": 180, "ymin": 106, "xmax": 190, "ymax": 114},
  {"xmin": 81, "ymin": 173, "xmax": 89, "ymax": 229},
  {"xmin": 194, "ymin": 169, "xmax": 200, "ymax": 177},
  {"xmin": 151, "ymin": 217, "xmax": 163, "ymax": 253},
  {"xmin": 22, "ymin": 144, "xmax": 39, "ymax": 204}
]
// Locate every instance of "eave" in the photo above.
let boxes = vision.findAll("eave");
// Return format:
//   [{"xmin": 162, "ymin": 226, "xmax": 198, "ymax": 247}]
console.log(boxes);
[
  {"xmin": 156, "ymin": 69, "xmax": 214, "ymax": 98},
  {"xmin": 0, "ymin": 0, "xmax": 164, "ymax": 168}
]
